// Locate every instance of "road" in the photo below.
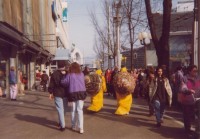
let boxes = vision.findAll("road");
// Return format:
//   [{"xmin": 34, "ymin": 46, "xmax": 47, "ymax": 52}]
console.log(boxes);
[{"xmin": 0, "ymin": 91, "xmax": 188, "ymax": 139}]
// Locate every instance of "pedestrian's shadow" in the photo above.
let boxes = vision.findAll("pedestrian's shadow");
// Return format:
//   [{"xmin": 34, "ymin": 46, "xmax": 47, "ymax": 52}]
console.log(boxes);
[{"xmin": 15, "ymin": 114, "xmax": 58, "ymax": 130}]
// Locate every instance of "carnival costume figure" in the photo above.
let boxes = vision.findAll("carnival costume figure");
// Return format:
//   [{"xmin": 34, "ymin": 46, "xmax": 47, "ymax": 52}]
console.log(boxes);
[
  {"xmin": 114, "ymin": 67, "xmax": 136, "ymax": 115},
  {"xmin": 87, "ymin": 69, "xmax": 107, "ymax": 112}
]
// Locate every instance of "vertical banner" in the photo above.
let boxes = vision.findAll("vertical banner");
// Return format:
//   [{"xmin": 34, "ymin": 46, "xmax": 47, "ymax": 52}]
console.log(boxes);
[{"xmin": 62, "ymin": 2, "xmax": 68, "ymax": 22}]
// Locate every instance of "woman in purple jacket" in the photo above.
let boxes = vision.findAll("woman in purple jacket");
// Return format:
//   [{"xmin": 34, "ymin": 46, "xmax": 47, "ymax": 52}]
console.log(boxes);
[{"xmin": 61, "ymin": 62, "xmax": 87, "ymax": 134}]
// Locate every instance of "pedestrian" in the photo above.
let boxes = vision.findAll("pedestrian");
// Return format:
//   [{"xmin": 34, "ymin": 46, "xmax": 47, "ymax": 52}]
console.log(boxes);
[
  {"xmin": 83, "ymin": 66, "xmax": 90, "ymax": 76},
  {"xmin": 0, "ymin": 70, "xmax": 6, "ymax": 97},
  {"xmin": 9, "ymin": 66, "xmax": 18, "ymax": 101},
  {"xmin": 61, "ymin": 62, "xmax": 87, "ymax": 134},
  {"xmin": 48, "ymin": 60, "xmax": 68, "ymax": 131},
  {"xmin": 138, "ymin": 69, "xmax": 146, "ymax": 98},
  {"xmin": 149, "ymin": 66, "xmax": 172, "ymax": 127},
  {"xmin": 105, "ymin": 68, "xmax": 112, "ymax": 96},
  {"xmin": 87, "ymin": 69, "xmax": 107, "ymax": 112},
  {"xmin": 18, "ymin": 69, "xmax": 25, "ymax": 96},
  {"xmin": 110, "ymin": 66, "xmax": 119, "ymax": 98},
  {"xmin": 174, "ymin": 66, "xmax": 184, "ymax": 106},
  {"xmin": 36, "ymin": 69, "xmax": 42, "ymax": 79},
  {"xmin": 146, "ymin": 69, "xmax": 155, "ymax": 116},
  {"xmin": 179, "ymin": 65, "xmax": 200, "ymax": 134},
  {"xmin": 40, "ymin": 70, "xmax": 49, "ymax": 92}
]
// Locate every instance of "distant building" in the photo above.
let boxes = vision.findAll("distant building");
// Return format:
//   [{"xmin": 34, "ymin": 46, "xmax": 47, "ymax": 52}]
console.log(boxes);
[
  {"xmin": 0, "ymin": 0, "xmax": 69, "ymax": 92},
  {"xmin": 150, "ymin": 11, "xmax": 193, "ymax": 72},
  {"xmin": 121, "ymin": 47, "xmax": 146, "ymax": 70}
]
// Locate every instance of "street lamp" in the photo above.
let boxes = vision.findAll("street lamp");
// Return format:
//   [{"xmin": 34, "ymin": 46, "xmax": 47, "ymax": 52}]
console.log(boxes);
[
  {"xmin": 138, "ymin": 32, "xmax": 151, "ymax": 45},
  {"xmin": 138, "ymin": 32, "xmax": 152, "ymax": 68}
]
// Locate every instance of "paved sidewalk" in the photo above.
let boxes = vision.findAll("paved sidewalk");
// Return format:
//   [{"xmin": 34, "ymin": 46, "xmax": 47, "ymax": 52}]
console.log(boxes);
[{"xmin": 0, "ymin": 91, "xmax": 187, "ymax": 139}]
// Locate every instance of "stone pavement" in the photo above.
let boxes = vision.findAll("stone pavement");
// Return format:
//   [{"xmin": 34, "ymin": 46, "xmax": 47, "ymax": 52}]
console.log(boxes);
[{"xmin": 0, "ymin": 91, "xmax": 188, "ymax": 139}]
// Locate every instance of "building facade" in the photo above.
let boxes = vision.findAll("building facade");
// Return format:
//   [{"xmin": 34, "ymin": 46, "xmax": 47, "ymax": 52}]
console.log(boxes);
[{"xmin": 0, "ymin": 0, "xmax": 68, "ymax": 97}]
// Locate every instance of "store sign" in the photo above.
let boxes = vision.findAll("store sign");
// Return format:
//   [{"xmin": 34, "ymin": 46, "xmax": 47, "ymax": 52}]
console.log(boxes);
[{"xmin": 62, "ymin": 2, "xmax": 68, "ymax": 22}]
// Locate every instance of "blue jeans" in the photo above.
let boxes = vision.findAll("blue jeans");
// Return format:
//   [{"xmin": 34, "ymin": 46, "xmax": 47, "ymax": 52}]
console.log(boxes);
[
  {"xmin": 54, "ymin": 97, "xmax": 67, "ymax": 128},
  {"xmin": 153, "ymin": 100, "xmax": 166, "ymax": 123},
  {"xmin": 71, "ymin": 100, "xmax": 84, "ymax": 130}
]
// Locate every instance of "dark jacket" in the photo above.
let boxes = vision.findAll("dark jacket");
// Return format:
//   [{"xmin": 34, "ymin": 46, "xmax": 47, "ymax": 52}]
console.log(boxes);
[
  {"xmin": 48, "ymin": 70, "xmax": 67, "ymax": 98},
  {"xmin": 9, "ymin": 71, "xmax": 17, "ymax": 85}
]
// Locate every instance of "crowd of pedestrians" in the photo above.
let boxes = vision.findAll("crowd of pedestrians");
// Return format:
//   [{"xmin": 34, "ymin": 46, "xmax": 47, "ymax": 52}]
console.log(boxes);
[
  {"xmin": 2, "ymin": 62, "xmax": 200, "ymax": 138},
  {"xmin": 45, "ymin": 62, "xmax": 200, "ymax": 138}
]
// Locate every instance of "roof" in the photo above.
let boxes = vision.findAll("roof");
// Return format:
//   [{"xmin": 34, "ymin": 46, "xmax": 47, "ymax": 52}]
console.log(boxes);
[
  {"xmin": 153, "ymin": 11, "xmax": 193, "ymax": 35},
  {"xmin": 53, "ymin": 48, "xmax": 71, "ymax": 60}
]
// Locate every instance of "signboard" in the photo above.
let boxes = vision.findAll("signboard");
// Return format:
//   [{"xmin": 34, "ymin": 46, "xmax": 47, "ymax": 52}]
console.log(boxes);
[{"xmin": 62, "ymin": 2, "xmax": 68, "ymax": 22}]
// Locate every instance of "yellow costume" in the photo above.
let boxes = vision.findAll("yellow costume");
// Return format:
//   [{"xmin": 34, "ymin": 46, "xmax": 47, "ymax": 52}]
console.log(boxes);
[
  {"xmin": 87, "ymin": 69, "xmax": 107, "ymax": 112},
  {"xmin": 115, "ymin": 67, "xmax": 133, "ymax": 115}
]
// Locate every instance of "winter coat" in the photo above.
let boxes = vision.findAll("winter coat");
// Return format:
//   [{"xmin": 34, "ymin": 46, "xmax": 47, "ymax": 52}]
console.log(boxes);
[
  {"xmin": 149, "ymin": 77, "xmax": 172, "ymax": 106},
  {"xmin": 61, "ymin": 72, "xmax": 87, "ymax": 102},
  {"xmin": 9, "ymin": 71, "xmax": 17, "ymax": 85},
  {"xmin": 179, "ymin": 75, "xmax": 200, "ymax": 105},
  {"xmin": 48, "ymin": 70, "xmax": 67, "ymax": 98}
]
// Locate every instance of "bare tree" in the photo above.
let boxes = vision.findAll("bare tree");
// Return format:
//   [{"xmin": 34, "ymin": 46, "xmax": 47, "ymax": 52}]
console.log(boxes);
[
  {"xmin": 89, "ymin": 0, "xmax": 147, "ymax": 70},
  {"xmin": 89, "ymin": 0, "xmax": 117, "ymax": 69},
  {"xmin": 121, "ymin": 0, "xmax": 146, "ymax": 70},
  {"xmin": 145, "ymin": 0, "xmax": 172, "ymax": 75}
]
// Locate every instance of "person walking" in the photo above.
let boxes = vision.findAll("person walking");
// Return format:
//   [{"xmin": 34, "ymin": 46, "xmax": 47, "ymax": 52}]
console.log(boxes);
[
  {"xmin": 18, "ymin": 70, "xmax": 25, "ymax": 96},
  {"xmin": 110, "ymin": 66, "xmax": 118, "ymax": 98},
  {"xmin": 83, "ymin": 66, "xmax": 90, "ymax": 76},
  {"xmin": 41, "ymin": 70, "xmax": 49, "ymax": 92},
  {"xmin": 48, "ymin": 61, "xmax": 68, "ymax": 131},
  {"xmin": 145, "ymin": 70, "xmax": 155, "ymax": 116},
  {"xmin": 87, "ymin": 69, "xmax": 107, "ymax": 112},
  {"xmin": 9, "ymin": 66, "xmax": 18, "ymax": 101},
  {"xmin": 105, "ymin": 68, "xmax": 112, "ymax": 96},
  {"xmin": 179, "ymin": 65, "xmax": 200, "ymax": 134},
  {"xmin": 61, "ymin": 62, "xmax": 87, "ymax": 134},
  {"xmin": 149, "ymin": 66, "xmax": 172, "ymax": 127}
]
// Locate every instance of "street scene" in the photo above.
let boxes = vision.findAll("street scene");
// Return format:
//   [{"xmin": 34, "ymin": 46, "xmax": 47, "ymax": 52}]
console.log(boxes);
[{"xmin": 0, "ymin": 0, "xmax": 200, "ymax": 139}]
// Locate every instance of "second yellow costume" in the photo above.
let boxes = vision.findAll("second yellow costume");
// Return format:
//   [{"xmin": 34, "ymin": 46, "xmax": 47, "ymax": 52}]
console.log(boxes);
[
  {"xmin": 87, "ymin": 69, "xmax": 107, "ymax": 112},
  {"xmin": 115, "ymin": 67, "xmax": 133, "ymax": 115}
]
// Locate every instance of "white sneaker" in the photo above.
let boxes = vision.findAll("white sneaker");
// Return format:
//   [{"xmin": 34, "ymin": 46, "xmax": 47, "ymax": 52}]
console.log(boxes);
[{"xmin": 80, "ymin": 129, "xmax": 84, "ymax": 134}]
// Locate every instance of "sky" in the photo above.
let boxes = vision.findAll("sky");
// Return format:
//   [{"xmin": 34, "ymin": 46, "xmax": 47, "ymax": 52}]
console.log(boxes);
[
  {"xmin": 67, "ymin": 0, "xmax": 102, "ymax": 63},
  {"xmin": 67, "ymin": 0, "xmax": 178, "ymax": 63}
]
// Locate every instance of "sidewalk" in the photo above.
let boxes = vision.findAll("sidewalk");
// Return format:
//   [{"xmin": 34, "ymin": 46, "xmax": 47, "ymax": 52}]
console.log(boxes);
[{"xmin": 0, "ymin": 91, "xmax": 187, "ymax": 139}]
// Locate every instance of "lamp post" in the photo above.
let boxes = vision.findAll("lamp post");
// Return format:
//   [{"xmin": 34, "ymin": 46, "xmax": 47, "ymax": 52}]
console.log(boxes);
[
  {"xmin": 113, "ymin": 0, "xmax": 121, "ymax": 70},
  {"xmin": 138, "ymin": 32, "xmax": 151, "ymax": 68}
]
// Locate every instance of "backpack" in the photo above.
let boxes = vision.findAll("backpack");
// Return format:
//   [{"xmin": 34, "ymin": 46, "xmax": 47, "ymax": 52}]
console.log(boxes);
[{"xmin": 85, "ymin": 73, "xmax": 102, "ymax": 95}]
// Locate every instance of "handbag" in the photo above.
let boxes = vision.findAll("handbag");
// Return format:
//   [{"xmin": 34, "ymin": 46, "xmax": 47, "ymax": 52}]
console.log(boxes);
[
  {"xmin": 178, "ymin": 93, "xmax": 195, "ymax": 105},
  {"xmin": 178, "ymin": 81, "xmax": 195, "ymax": 105}
]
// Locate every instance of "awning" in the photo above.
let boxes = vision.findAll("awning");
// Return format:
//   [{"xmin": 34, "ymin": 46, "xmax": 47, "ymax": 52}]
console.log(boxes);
[
  {"xmin": 0, "ymin": 21, "xmax": 54, "ymax": 61},
  {"xmin": 53, "ymin": 48, "xmax": 70, "ymax": 61}
]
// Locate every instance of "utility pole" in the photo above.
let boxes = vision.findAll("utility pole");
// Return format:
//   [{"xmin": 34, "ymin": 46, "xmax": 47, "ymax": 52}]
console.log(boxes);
[
  {"xmin": 107, "ymin": 2, "xmax": 111, "ymax": 69},
  {"xmin": 114, "ymin": 0, "xmax": 121, "ymax": 69},
  {"xmin": 197, "ymin": 0, "xmax": 200, "ymax": 73},
  {"xmin": 193, "ymin": 0, "xmax": 198, "ymax": 67}
]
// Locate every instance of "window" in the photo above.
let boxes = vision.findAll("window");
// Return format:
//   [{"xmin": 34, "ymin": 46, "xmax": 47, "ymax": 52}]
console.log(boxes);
[{"xmin": 134, "ymin": 53, "xmax": 137, "ymax": 59}]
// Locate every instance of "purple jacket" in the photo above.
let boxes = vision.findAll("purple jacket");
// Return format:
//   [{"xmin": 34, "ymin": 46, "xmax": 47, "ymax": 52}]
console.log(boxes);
[{"xmin": 61, "ymin": 73, "xmax": 87, "ymax": 101}]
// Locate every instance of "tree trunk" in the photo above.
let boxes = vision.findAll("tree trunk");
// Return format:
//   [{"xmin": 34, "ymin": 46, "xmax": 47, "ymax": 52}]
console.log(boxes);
[{"xmin": 145, "ymin": 0, "xmax": 172, "ymax": 76}]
